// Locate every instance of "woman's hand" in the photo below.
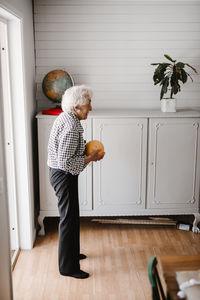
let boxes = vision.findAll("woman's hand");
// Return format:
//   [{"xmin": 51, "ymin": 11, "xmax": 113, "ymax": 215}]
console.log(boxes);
[{"xmin": 84, "ymin": 149, "xmax": 105, "ymax": 164}]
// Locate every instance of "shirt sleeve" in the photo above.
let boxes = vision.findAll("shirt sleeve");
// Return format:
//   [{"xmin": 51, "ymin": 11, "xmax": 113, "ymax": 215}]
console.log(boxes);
[{"xmin": 57, "ymin": 129, "xmax": 87, "ymax": 175}]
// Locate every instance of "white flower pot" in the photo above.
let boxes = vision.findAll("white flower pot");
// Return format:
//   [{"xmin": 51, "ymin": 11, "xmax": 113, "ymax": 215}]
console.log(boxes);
[{"xmin": 160, "ymin": 98, "xmax": 176, "ymax": 112}]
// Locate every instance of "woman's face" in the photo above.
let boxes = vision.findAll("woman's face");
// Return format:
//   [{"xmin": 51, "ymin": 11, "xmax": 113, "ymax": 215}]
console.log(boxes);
[{"xmin": 75, "ymin": 95, "xmax": 92, "ymax": 120}]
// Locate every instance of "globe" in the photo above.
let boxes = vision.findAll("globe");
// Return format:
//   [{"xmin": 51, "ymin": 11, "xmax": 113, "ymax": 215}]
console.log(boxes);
[{"xmin": 42, "ymin": 69, "xmax": 74, "ymax": 103}]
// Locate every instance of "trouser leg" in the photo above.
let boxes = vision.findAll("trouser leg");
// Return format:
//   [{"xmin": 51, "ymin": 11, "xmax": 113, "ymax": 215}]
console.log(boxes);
[{"xmin": 49, "ymin": 168, "xmax": 80, "ymax": 274}]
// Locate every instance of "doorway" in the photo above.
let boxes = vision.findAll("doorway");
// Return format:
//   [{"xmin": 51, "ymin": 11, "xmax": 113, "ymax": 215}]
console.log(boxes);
[
  {"xmin": 0, "ymin": 19, "xmax": 20, "ymax": 269},
  {"xmin": 0, "ymin": 2, "xmax": 36, "ymax": 252}
]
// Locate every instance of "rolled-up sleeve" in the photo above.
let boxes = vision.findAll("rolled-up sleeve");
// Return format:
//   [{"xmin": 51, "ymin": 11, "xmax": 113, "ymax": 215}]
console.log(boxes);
[{"xmin": 58, "ymin": 129, "xmax": 86, "ymax": 175}]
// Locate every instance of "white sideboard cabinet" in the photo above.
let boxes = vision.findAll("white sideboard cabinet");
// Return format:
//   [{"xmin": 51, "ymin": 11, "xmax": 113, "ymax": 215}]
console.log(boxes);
[{"xmin": 36, "ymin": 110, "xmax": 200, "ymax": 235}]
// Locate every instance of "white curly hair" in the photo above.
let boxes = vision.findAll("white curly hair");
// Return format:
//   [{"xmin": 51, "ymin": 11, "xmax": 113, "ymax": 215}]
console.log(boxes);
[{"xmin": 61, "ymin": 85, "xmax": 93, "ymax": 113}]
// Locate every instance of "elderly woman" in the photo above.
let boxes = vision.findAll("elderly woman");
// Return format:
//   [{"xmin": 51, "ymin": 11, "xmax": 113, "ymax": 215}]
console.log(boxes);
[{"xmin": 47, "ymin": 85, "xmax": 104, "ymax": 279}]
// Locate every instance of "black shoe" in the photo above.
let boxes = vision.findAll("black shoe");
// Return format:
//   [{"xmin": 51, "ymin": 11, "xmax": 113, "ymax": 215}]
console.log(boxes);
[
  {"xmin": 79, "ymin": 253, "xmax": 87, "ymax": 260},
  {"xmin": 60, "ymin": 270, "xmax": 89, "ymax": 279}
]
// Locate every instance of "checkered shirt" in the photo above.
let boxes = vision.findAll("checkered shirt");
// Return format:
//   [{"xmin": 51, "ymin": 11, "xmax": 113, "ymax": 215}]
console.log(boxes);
[{"xmin": 47, "ymin": 112, "xmax": 87, "ymax": 175}]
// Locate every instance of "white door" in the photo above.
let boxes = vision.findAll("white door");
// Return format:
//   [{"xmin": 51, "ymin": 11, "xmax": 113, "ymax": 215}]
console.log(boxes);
[
  {"xmin": 147, "ymin": 118, "xmax": 200, "ymax": 210},
  {"xmin": 38, "ymin": 117, "xmax": 58, "ymax": 212},
  {"xmin": 0, "ymin": 56, "xmax": 13, "ymax": 299},
  {"xmin": 93, "ymin": 118, "xmax": 147, "ymax": 215},
  {"xmin": 0, "ymin": 20, "xmax": 19, "ymax": 255}
]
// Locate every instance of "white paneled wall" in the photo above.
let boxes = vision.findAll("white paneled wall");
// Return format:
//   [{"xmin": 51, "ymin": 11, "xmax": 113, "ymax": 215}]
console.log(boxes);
[{"xmin": 34, "ymin": 0, "xmax": 200, "ymax": 111}]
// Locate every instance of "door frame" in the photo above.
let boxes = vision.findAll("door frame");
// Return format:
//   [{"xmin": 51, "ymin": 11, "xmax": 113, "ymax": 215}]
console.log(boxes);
[
  {"xmin": 0, "ymin": 3, "xmax": 35, "ymax": 249},
  {"xmin": 0, "ymin": 18, "xmax": 20, "ymax": 265},
  {"xmin": 0, "ymin": 47, "xmax": 13, "ymax": 299}
]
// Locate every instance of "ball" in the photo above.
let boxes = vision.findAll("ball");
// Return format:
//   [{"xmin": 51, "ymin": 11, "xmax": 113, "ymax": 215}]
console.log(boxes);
[{"xmin": 85, "ymin": 140, "xmax": 104, "ymax": 156}]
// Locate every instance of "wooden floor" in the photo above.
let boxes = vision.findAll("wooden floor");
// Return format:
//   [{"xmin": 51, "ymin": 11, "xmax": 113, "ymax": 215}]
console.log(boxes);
[{"xmin": 12, "ymin": 217, "xmax": 200, "ymax": 300}]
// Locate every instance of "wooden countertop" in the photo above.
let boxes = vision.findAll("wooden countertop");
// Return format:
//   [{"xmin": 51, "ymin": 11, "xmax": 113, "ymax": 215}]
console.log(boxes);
[
  {"xmin": 160, "ymin": 254, "xmax": 200, "ymax": 300},
  {"xmin": 36, "ymin": 108, "xmax": 200, "ymax": 119}
]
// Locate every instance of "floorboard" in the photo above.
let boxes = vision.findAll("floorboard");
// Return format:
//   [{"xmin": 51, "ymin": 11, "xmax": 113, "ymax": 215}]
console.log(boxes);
[{"xmin": 12, "ymin": 217, "xmax": 200, "ymax": 300}]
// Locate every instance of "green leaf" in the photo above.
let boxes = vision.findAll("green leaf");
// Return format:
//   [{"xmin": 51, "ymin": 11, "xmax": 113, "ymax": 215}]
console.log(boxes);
[
  {"xmin": 170, "ymin": 70, "xmax": 178, "ymax": 89},
  {"xmin": 152, "ymin": 63, "xmax": 170, "ymax": 85},
  {"xmin": 186, "ymin": 72, "xmax": 193, "ymax": 82},
  {"xmin": 180, "ymin": 69, "xmax": 187, "ymax": 83},
  {"xmin": 153, "ymin": 63, "xmax": 170, "ymax": 75},
  {"xmin": 160, "ymin": 77, "xmax": 169, "ymax": 99},
  {"xmin": 176, "ymin": 70, "xmax": 181, "ymax": 81},
  {"xmin": 160, "ymin": 86, "xmax": 165, "ymax": 100},
  {"xmin": 172, "ymin": 83, "xmax": 181, "ymax": 95},
  {"xmin": 176, "ymin": 62, "xmax": 185, "ymax": 69},
  {"xmin": 185, "ymin": 63, "xmax": 198, "ymax": 73},
  {"xmin": 164, "ymin": 54, "xmax": 176, "ymax": 63},
  {"xmin": 163, "ymin": 77, "xmax": 169, "ymax": 93},
  {"xmin": 151, "ymin": 63, "xmax": 159, "ymax": 65},
  {"xmin": 172, "ymin": 85, "xmax": 178, "ymax": 94}
]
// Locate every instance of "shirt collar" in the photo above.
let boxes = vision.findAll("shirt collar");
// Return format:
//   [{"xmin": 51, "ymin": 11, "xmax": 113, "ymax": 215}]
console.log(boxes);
[{"xmin": 65, "ymin": 112, "xmax": 83, "ymax": 133}]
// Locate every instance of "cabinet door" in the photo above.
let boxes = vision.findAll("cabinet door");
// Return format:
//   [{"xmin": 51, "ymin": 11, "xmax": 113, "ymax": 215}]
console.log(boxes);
[
  {"xmin": 38, "ymin": 118, "xmax": 57, "ymax": 211},
  {"xmin": 37, "ymin": 118, "xmax": 92, "ymax": 212},
  {"xmin": 79, "ymin": 120, "xmax": 92, "ymax": 211},
  {"xmin": 147, "ymin": 118, "xmax": 200, "ymax": 210},
  {"xmin": 93, "ymin": 118, "xmax": 147, "ymax": 213}
]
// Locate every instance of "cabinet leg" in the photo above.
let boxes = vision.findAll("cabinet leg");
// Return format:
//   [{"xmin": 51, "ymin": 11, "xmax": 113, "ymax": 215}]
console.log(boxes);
[
  {"xmin": 192, "ymin": 213, "xmax": 200, "ymax": 234},
  {"xmin": 38, "ymin": 215, "xmax": 45, "ymax": 236}
]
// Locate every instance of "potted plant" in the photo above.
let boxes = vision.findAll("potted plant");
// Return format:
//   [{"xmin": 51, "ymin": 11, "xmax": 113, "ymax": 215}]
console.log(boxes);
[{"xmin": 151, "ymin": 54, "xmax": 197, "ymax": 112}]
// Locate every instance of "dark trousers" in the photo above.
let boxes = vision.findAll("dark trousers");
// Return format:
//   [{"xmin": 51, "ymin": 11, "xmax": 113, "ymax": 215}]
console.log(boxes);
[{"xmin": 49, "ymin": 168, "xmax": 80, "ymax": 274}]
